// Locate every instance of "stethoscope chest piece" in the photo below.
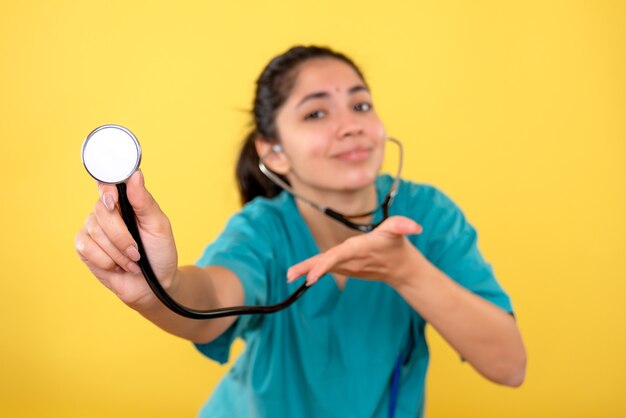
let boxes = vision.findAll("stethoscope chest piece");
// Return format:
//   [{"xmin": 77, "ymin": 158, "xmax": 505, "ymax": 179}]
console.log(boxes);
[{"xmin": 82, "ymin": 124, "xmax": 141, "ymax": 184}]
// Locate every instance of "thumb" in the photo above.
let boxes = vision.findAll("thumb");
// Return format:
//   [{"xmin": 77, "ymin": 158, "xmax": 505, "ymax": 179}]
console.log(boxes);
[
  {"xmin": 375, "ymin": 216, "xmax": 423, "ymax": 237},
  {"xmin": 125, "ymin": 170, "xmax": 166, "ymax": 226}
]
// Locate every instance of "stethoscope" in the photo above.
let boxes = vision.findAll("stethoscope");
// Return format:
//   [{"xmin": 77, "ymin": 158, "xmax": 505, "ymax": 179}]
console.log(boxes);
[
  {"xmin": 81, "ymin": 124, "xmax": 403, "ymax": 320},
  {"xmin": 258, "ymin": 137, "xmax": 403, "ymax": 233}
]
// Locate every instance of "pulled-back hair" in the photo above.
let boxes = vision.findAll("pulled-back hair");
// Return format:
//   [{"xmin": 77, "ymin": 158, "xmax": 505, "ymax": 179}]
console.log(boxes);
[{"xmin": 235, "ymin": 45, "xmax": 366, "ymax": 205}]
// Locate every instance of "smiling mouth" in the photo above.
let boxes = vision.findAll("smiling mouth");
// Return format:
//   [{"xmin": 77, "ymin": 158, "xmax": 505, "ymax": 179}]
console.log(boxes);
[{"xmin": 333, "ymin": 147, "xmax": 372, "ymax": 161}]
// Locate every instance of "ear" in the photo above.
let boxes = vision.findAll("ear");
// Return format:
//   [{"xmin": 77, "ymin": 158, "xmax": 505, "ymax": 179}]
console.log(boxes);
[{"xmin": 255, "ymin": 138, "xmax": 290, "ymax": 175}]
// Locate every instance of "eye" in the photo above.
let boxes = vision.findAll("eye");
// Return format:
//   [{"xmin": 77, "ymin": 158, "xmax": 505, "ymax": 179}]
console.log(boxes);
[
  {"xmin": 354, "ymin": 102, "xmax": 373, "ymax": 112},
  {"xmin": 305, "ymin": 110, "xmax": 326, "ymax": 120}
]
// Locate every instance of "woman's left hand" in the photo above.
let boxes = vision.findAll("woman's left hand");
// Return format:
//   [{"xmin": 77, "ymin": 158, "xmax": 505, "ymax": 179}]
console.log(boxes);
[{"xmin": 286, "ymin": 216, "xmax": 427, "ymax": 288}]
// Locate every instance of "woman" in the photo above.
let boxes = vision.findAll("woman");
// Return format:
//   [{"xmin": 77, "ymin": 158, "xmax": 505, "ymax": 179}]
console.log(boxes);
[{"xmin": 75, "ymin": 45, "xmax": 526, "ymax": 417}]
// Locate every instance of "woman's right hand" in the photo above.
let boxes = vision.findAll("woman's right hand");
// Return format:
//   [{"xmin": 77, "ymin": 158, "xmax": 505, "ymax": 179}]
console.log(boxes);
[{"xmin": 75, "ymin": 170, "xmax": 179, "ymax": 310}]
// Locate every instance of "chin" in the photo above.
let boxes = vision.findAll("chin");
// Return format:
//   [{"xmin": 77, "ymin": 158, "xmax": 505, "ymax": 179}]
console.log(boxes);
[{"xmin": 340, "ymin": 170, "xmax": 379, "ymax": 191}]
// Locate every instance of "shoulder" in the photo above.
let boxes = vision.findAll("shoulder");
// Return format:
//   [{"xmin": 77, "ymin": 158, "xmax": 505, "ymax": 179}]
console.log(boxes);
[
  {"xmin": 197, "ymin": 192, "xmax": 295, "ymax": 267},
  {"xmin": 379, "ymin": 175, "xmax": 475, "ymax": 255},
  {"xmin": 379, "ymin": 174, "xmax": 462, "ymax": 220},
  {"xmin": 227, "ymin": 192, "xmax": 293, "ymax": 228},
  {"xmin": 238, "ymin": 191, "xmax": 291, "ymax": 218}
]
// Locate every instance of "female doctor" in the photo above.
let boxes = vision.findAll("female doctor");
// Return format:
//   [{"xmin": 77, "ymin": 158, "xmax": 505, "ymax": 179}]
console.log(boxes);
[{"xmin": 75, "ymin": 45, "xmax": 526, "ymax": 417}]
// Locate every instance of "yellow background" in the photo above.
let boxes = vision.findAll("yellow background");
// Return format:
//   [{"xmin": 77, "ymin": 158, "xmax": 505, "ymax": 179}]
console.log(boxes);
[{"xmin": 1, "ymin": 1, "xmax": 624, "ymax": 417}]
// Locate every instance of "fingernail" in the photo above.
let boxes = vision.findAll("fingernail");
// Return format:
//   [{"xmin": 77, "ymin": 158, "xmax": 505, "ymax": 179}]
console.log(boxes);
[
  {"xmin": 103, "ymin": 193, "xmax": 115, "ymax": 211},
  {"xmin": 127, "ymin": 261, "xmax": 141, "ymax": 275},
  {"xmin": 125, "ymin": 245, "xmax": 141, "ymax": 262}
]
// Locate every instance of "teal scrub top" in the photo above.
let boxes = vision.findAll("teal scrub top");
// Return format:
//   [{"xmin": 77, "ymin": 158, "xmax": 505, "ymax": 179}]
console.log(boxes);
[{"xmin": 194, "ymin": 175, "xmax": 513, "ymax": 418}]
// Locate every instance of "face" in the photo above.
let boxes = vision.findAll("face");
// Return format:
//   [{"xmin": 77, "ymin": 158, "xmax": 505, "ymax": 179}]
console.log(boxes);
[{"xmin": 267, "ymin": 58, "xmax": 386, "ymax": 197}]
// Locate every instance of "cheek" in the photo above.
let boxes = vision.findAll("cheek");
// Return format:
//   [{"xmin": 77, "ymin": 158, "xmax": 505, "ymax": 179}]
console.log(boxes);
[
  {"xmin": 281, "ymin": 137, "xmax": 325, "ymax": 178},
  {"xmin": 290, "ymin": 131, "xmax": 330, "ymax": 159},
  {"xmin": 368, "ymin": 123, "xmax": 387, "ymax": 155},
  {"xmin": 368, "ymin": 117, "xmax": 386, "ymax": 140}
]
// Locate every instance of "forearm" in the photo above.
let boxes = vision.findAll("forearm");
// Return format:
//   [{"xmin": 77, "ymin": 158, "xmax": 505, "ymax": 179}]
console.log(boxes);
[
  {"xmin": 130, "ymin": 265, "xmax": 241, "ymax": 344},
  {"xmin": 393, "ymin": 250, "xmax": 526, "ymax": 387}
]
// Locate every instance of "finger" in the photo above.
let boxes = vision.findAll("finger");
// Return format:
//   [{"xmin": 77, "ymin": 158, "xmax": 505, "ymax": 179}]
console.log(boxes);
[
  {"xmin": 76, "ymin": 239, "xmax": 142, "ymax": 300},
  {"xmin": 92, "ymin": 199, "xmax": 142, "ymax": 265},
  {"xmin": 76, "ymin": 226, "xmax": 136, "ymax": 273},
  {"xmin": 376, "ymin": 216, "xmax": 423, "ymax": 237},
  {"xmin": 125, "ymin": 170, "xmax": 168, "ymax": 232},
  {"xmin": 286, "ymin": 254, "xmax": 323, "ymax": 283},
  {"xmin": 304, "ymin": 238, "xmax": 365, "ymax": 286},
  {"xmin": 305, "ymin": 248, "xmax": 347, "ymax": 286},
  {"xmin": 97, "ymin": 182, "xmax": 119, "ymax": 212},
  {"xmin": 84, "ymin": 214, "xmax": 141, "ymax": 273}
]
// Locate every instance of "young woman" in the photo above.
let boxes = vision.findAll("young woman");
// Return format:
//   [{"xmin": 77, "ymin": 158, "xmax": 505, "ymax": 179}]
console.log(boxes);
[{"xmin": 75, "ymin": 45, "xmax": 526, "ymax": 418}]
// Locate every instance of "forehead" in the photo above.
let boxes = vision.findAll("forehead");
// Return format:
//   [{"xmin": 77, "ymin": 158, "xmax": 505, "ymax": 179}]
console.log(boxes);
[{"xmin": 288, "ymin": 58, "xmax": 365, "ymax": 98}]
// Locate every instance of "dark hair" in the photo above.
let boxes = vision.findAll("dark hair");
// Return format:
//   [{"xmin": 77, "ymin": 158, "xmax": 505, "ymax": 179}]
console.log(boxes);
[{"xmin": 235, "ymin": 45, "xmax": 366, "ymax": 205}]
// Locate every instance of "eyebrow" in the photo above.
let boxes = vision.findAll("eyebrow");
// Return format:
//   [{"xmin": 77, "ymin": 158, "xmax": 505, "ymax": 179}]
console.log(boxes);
[{"xmin": 296, "ymin": 85, "xmax": 370, "ymax": 108}]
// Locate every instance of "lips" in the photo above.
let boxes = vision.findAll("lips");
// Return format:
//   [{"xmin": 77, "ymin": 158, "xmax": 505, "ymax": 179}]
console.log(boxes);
[{"xmin": 332, "ymin": 147, "xmax": 372, "ymax": 161}]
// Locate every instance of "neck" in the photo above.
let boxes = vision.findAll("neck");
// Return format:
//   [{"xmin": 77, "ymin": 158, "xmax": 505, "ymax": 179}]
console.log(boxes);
[{"xmin": 294, "ymin": 183, "xmax": 378, "ymax": 251}]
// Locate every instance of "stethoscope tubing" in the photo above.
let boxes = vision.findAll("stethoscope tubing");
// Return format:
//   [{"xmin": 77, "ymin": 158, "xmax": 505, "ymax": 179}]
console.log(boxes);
[{"xmin": 116, "ymin": 182, "xmax": 310, "ymax": 320}]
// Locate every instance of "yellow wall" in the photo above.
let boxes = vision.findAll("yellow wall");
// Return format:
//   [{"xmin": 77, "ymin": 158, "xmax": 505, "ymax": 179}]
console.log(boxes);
[{"xmin": 1, "ymin": 1, "xmax": 624, "ymax": 417}]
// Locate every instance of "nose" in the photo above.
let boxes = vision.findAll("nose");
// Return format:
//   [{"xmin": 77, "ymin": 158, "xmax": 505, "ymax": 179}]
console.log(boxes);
[{"xmin": 336, "ymin": 109, "xmax": 364, "ymax": 139}]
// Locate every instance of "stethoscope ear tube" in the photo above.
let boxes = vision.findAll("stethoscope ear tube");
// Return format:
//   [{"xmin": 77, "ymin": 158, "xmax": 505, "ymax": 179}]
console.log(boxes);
[
  {"xmin": 116, "ymin": 182, "xmax": 310, "ymax": 319},
  {"xmin": 258, "ymin": 137, "xmax": 402, "ymax": 232}
]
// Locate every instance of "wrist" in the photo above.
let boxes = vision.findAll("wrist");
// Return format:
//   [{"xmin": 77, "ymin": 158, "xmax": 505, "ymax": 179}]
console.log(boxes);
[
  {"xmin": 389, "ymin": 244, "xmax": 433, "ymax": 291},
  {"xmin": 166, "ymin": 268, "xmax": 182, "ymax": 294},
  {"xmin": 127, "ymin": 268, "xmax": 182, "ymax": 313}
]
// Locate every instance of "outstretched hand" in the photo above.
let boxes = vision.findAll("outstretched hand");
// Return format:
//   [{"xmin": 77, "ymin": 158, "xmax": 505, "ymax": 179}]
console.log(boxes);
[
  {"xmin": 75, "ymin": 170, "xmax": 179, "ymax": 308},
  {"xmin": 286, "ymin": 216, "xmax": 426, "ymax": 288}
]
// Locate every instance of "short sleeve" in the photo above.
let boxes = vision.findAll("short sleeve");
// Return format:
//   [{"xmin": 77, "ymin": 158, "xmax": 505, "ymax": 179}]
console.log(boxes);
[
  {"xmin": 193, "ymin": 210, "xmax": 272, "ymax": 364},
  {"xmin": 423, "ymin": 189, "xmax": 514, "ymax": 314}
]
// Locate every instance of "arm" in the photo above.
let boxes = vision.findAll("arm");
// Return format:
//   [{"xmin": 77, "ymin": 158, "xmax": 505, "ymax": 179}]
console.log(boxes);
[
  {"xmin": 287, "ymin": 216, "xmax": 526, "ymax": 387},
  {"xmin": 75, "ymin": 170, "xmax": 245, "ymax": 344},
  {"xmin": 393, "ymin": 246, "xmax": 526, "ymax": 387},
  {"xmin": 129, "ymin": 265, "xmax": 244, "ymax": 344}
]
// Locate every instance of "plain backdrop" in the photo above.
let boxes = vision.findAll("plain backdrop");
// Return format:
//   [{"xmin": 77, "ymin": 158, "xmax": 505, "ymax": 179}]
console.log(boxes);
[{"xmin": 1, "ymin": 1, "xmax": 624, "ymax": 417}]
